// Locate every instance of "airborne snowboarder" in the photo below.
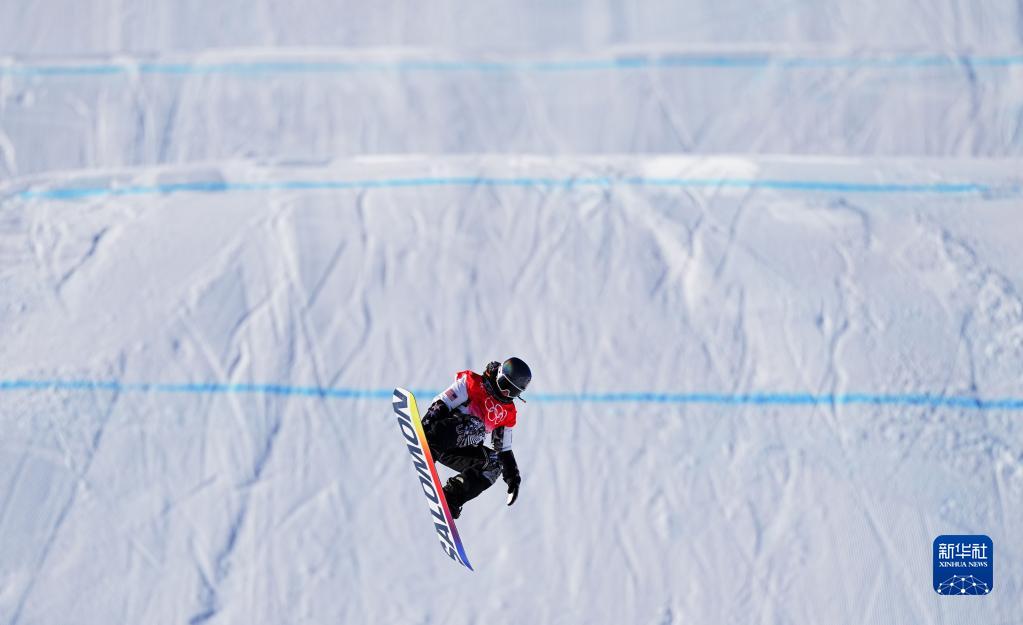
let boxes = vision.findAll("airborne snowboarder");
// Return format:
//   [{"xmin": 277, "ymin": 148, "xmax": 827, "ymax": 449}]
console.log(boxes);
[{"xmin": 421, "ymin": 357, "xmax": 531, "ymax": 519}]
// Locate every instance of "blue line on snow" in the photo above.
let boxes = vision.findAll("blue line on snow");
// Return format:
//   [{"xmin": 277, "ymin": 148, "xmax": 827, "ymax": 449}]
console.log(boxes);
[
  {"xmin": 3, "ymin": 379, "xmax": 1023, "ymax": 410},
  {"xmin": 4, "ymin": 54, "xmax": 1023, "ymax": 77},
  {"xmin": 0, "ymin": 379, "xmax": 394, "ymax": 400},
  {"xmin": 14, "ymin": 176, "xmax": 1007, "ymax": 202}
]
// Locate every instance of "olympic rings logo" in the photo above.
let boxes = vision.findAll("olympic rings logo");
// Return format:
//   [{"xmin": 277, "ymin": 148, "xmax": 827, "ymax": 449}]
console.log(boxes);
[{"xmin": 483, "ymin": 397, "xmax": 507, "ymax": 426}]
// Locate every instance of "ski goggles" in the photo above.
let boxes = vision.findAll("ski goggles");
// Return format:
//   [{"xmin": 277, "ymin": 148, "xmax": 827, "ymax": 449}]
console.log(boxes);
[{"xmin": 495, "ymin": 370, "xmax": 526, "ymax": 399}]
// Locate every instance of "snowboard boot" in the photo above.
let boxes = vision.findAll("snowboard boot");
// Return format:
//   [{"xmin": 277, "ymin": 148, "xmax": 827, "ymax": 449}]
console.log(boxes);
[
  {"xmin": 442, "ymin": 471, "xmax": 492, "ymax": 519},
  {"xmin": 442, "ymin": 475, "xmax": 471, "ymax": 519}
]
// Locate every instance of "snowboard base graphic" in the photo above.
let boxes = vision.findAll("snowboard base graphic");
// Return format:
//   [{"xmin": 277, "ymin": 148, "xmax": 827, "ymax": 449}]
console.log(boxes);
[{"xmin": 392, "ymin": 388, "xmax": 473, "ymax": 570}]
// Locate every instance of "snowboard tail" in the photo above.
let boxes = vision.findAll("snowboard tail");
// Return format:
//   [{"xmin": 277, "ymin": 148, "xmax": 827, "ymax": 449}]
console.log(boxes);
[{"xmin": 392, "ymin": 388, "xmax": 473, "ymax": 571}]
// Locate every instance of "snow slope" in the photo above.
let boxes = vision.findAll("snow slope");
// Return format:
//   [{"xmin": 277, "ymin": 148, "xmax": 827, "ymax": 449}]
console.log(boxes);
[
  {"xmin": 3, "ymin": 48, "xmax": 1023, "ymax": 178},
  {"xmin": 2, "ymin": 3, "xmax": 1023, "ymax": 625}
]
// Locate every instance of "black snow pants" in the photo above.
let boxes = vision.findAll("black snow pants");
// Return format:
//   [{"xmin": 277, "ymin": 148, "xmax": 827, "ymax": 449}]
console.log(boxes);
[{"xmin": 422, "ymin": 410, "xmax": 501, "ymax": 502}]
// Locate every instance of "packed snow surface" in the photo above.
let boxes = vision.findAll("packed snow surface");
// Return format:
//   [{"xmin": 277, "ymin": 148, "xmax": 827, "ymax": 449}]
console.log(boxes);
[{"xmin": 2, "ymin": 2, "xmax": 1023, "ymax": 625}]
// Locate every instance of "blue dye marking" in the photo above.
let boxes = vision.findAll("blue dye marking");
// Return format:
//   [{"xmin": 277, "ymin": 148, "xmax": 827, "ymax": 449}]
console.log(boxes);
[
  {"xmin": 13, "ymin": 175, "xmax": 1005, "ymax": 202},
  {"xmin": 2, "ymin": 379, "xmax": 1022, "ymax": 410},
  {"xmin": 0, "ymin": 379, "xmax": 394, "ymax": 400},
  {"xmin": 4, "ymin": 54, "xmax": 1023, "ymax": 78}
]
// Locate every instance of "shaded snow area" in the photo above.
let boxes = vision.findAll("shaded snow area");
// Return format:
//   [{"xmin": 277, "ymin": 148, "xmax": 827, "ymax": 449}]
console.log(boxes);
[{"xmin": 2, "ymin": 3, "xmax": 1023, "ymax": 625}]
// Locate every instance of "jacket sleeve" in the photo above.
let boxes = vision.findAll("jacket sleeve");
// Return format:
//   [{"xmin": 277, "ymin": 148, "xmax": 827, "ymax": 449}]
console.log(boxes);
[
  {"xmin": 491, "ymin": 426, "xmax": 513, "ymax": 452},
  {"xmin": 433, "ymin": 374, "xmax": 470, "ymax": 410}
]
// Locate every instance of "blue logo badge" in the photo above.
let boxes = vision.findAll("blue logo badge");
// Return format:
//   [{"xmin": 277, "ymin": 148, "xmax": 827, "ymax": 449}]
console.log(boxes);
[{"xmin": 933, "ymin": 535, "xmax": 993, "ymax": 595}]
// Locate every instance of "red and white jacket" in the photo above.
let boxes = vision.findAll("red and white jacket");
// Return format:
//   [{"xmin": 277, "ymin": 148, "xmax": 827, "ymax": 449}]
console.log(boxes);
[{"xmin": 433, "ymin": 369, "xmax": 516, "ymax": 451}]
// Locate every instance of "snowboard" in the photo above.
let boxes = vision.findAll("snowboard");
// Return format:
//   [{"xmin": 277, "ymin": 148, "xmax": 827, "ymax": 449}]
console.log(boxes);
[{"xmin": 392, "ymin": 388, "xmax": 473, "ymax": 571}]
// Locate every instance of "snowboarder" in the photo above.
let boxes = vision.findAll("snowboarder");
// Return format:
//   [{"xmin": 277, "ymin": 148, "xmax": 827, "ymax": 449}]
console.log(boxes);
[{"xmin": 421, "ymin": 357, "xmax": 531, "ymax": 519}]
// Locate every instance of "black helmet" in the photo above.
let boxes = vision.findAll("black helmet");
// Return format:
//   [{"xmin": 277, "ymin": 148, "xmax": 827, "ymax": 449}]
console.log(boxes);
[{"xmin": 495, "ymin": 357, "xmax": 531, "ymax": 400}]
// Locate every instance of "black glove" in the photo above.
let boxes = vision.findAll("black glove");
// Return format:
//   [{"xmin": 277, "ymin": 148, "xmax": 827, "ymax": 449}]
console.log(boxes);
[{"xmin": 498, "ymin": 450, "xmax": 521, "ymax": 506}]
